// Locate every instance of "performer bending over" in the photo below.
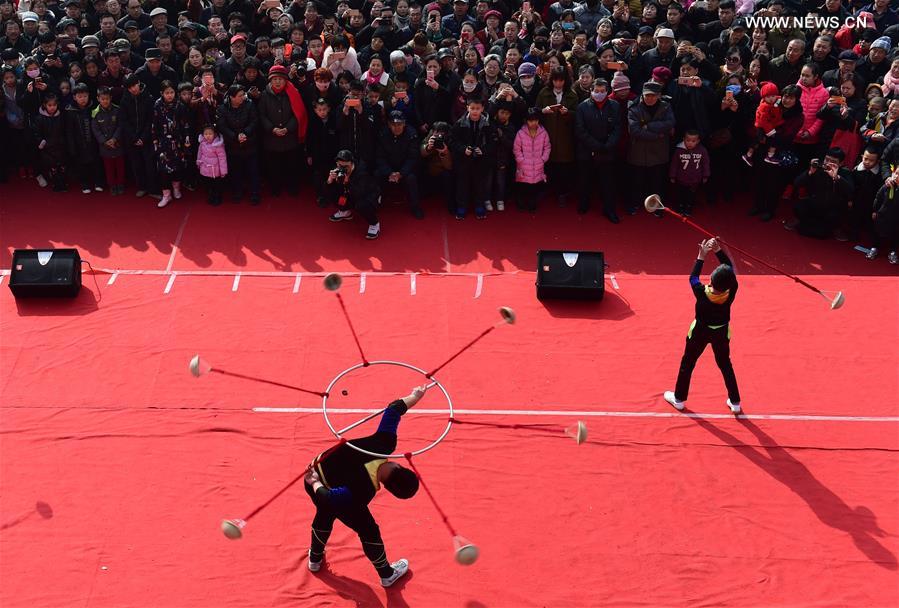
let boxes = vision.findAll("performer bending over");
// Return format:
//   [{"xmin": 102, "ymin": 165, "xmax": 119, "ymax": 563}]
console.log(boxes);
[
  {"xmin": 304, "ymin": 385, "xmax": 427, "ymax": 586},
  {"xmin": 665, "ymin": 238, "xmax": 742, "ymax": 414}
]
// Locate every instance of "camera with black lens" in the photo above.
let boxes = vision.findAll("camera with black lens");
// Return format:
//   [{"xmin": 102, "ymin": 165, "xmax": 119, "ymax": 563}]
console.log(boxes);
[
  {"xmin": 810, "ymin": 158, "xmax": 821, "ymax": 169},
  {"xmin": 335, "ymin": 166, "xmax": 347, "ymax": 179},
  {"xmin": 433, "ymin": 134, "xmax": 446, "ymax": 150}
]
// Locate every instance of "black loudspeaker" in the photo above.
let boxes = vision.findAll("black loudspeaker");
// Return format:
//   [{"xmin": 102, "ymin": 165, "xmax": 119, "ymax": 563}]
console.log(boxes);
[
  {"xmin": 536, "ymin": 249, "xmax": 604, "ymax": 301},
  {"xmin": 9, "ymin": 248, "xmax": 82, "ymax": 298}
]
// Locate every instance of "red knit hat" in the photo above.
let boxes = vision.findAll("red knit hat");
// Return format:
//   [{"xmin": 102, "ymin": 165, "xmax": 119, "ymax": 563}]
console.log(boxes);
[
  {"xmin": 760, "ymin": 81, "xmax": 779, "ymax": 98},
  {"xmin": 268, "ymin": 64, "xmax": 289, "ymax": 79}
]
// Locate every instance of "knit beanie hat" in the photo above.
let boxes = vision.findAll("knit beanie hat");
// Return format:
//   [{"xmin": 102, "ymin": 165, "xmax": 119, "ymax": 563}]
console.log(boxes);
[
  {"xmin": 760, "ymin": 81, "xmax": 779, "ymax": 98},
  {"xmin": 611, "ymin": 72, "xmax": 630, "ymax": 91}
]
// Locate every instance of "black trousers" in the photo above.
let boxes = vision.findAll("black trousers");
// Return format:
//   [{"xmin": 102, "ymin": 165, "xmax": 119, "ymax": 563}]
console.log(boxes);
[
  {"xmin": 304, "ymin": 482, "xmax": 394, "ymax": 578},
  {"xmin": 629, "ymin": 163, "xmax": 667, "ymax": 211},
  {"xmin": 577, "ymin": 158, "xmax": 615, "ymax": 214},
  {"xmin": 674, "ymin": 183, "xmax": 699, "ymax": 213},
  {"xmin": 793, "ymin": 196, "xmax": 836, "ymax": 238},
  {"xmin": 379, "ymin": 173, "xmax": 420, "ymax": 209},
  {"xmin": 674, "ymin": 322, "xmax": 741, "ymax": 403},
  {"xmin": 125, "ymin": 142, "xmax": 158, "ymax": 194},
  {"xmin": 265, "ymin": 148, "xmax": 299, "ymax": 195}
]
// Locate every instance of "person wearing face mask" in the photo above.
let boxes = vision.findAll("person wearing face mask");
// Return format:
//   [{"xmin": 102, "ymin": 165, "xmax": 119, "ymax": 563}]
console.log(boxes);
[
  {"xmin": 302, "ymin": 67, "xmax": 343, "ymax": 114},
  {"xmin": 574, "ymin": 77, "xmax": 622, "ymax": 221},
  {"xmin": 513, "ymin": 61, "xmax": 541, "ymax": 116}
]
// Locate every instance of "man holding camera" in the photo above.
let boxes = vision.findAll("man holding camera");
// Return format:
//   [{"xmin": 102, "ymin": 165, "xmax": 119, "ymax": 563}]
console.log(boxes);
[
  {"xmin": 784, "ymin": 148, "xmax": 854, "ymax": 238},
  {"xmin": 376, "ymin": 111, "xmax": 424, "ymax": 219},
  {"xmin": 328, "ymin": 150, "xmax": 382, "ymax": 240}
]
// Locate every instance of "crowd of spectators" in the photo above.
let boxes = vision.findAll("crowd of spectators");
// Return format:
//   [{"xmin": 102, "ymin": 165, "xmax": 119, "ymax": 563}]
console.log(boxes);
[{"xmin": 1, "ymin": 0, "xmax": 898, "ymax": 258}]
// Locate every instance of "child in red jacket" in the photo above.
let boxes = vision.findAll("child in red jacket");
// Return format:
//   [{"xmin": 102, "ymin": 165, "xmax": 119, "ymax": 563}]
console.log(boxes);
[{"xmin": 742, "ymin": 82, "xmax": 784, "ymax": 166}]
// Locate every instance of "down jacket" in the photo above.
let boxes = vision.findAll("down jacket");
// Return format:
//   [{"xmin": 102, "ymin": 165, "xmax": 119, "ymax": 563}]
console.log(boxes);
[
  {"xmin": 513, "ymin": 125, "xmax": 551, "ymax": 184},
  {"xmin": 196, "ymin": 134, "xmax": 228, "ymax": 178},
  {"xmin": 796, "ymin": 80, "xmax": 829, "ymax": 144}
]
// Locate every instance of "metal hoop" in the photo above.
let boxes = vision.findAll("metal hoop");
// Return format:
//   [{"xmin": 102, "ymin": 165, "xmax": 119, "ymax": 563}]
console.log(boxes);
[{"xmin": 322, "ymin": 360, "xmax": 454, "ymax": 458}]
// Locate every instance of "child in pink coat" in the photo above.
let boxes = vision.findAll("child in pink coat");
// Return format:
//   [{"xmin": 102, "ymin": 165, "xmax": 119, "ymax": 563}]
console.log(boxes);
[
  {"xmin": 196, "ymin": 125, "xmax": 228, "ymax": 205},
  {"xmin": 513, "ymin": 107, "xmax": 552, "ymax": 212}
]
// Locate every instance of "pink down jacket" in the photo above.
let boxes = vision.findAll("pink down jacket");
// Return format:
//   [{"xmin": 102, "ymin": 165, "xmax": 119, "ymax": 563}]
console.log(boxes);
[
  {"xmin": 196, "ymin": 134, "xmax": 228, "ymax": 178},
  {"xmin": 513, "ymin": 124, "xmax": 552, "ymax": 184}
]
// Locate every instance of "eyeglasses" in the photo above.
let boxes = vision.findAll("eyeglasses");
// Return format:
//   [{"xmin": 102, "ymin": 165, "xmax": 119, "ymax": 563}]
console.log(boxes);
[{"xmin": 726, "ymin": 57, "xmax": 740, "ymax": 62}]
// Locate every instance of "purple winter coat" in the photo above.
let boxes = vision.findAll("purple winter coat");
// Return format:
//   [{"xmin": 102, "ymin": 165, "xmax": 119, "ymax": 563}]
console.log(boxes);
[
  {"xmin": 513, "ymin": 124, "xmax": 551, "ymax": 184},
  {"xmin": 196, "ymin": 134, "xmax": 228, "ymax": 178}
]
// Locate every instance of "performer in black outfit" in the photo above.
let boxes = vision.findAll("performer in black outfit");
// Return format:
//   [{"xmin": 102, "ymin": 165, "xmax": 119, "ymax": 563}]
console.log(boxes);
[
  {"xmin": 303, "ymin": 385, "xmax": 427, "ymax": 587},
  {"xmin": 665, "ymin": 238, "xmax": 742, "ymax": 414}
]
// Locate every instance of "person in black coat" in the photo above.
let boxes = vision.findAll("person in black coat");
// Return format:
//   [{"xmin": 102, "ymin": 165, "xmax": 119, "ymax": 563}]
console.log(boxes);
[
  {"xmin": 33, "ymin": 93, "xmax": 68, "ymax": 191},
  {"xmin": 412, "ymin": 55, "xmax": 453, "ymax": 137},
  {"xmin": 65, "ymin": 83, "xmax": 102, "ymax": 193},
  {"xmin": 786, "ymin": 148, "xmax": 854, "ymax": 238},
  {"xmin": 327, "ymin": 149, "xmax": 383, "ymax": 240},
  {"xmin": 118, "ymin": 74, "xmax": 159, "ymax": 196},
  {"xmin": 574, "ymin": 77, "xmax": 621, "ymax": 221},
  {"xmin": 306, "ymin": 97, "xmax": 339, "ymax": 207},
  {"xmin": 376, "ymin": 111, "xmax": 423, "ymax": 218},
  {"xmin": 216, "ymin": 84, "xmax": 261, "ymax": 203},
  {"xmin": 257, "ymin": 65, "xmax": 302, "ymax": 196},
  {"xmin": 450, "ymin": 96, "xmax": 492, "ymax": 219},
  {"xmin": 134, "ymin": 48, "xmax": 178, "ymax": 100},
  {"xmin": 336, "ymin": 80, "xmax": 381, "ymax": 174}
]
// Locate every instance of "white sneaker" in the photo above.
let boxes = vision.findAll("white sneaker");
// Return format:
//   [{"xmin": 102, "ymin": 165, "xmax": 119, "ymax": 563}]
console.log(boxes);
[
  {"xmin": 889, "ymin": 251, "xmax": 898, "ymax": 265},
  {"xmin": 866, "ymin": 247, "xmax": 879, "ymax": 260},
  {"xmin": 307, "ymin": 551, "xmax": 323, "ymax": 573},
  {"xmin": 94, "ymin": 186, "xmax": 104, "ymax": 192},
  {"xmin": 485, "ymin": 201, "xmax": 494, "ymax": 212},
  {"xmin": 366, "ymin": 222, "xmax": 381, "ymax": 240},
  {"xmin": 664, "ymin": 391, "xmax": 685, "ymax": 411},
  {"xmin": 727, "ymin": 399, "xmax": 742, "ymax": 414},
  {"xmin": 157, "ymin": 192, "xmax": 172, "ymax": 208},
  {"xmin": 496, "ymin": 200, "xmax": 505, "ymax": 211},
  {"xmin": 329, "ymin": 209, "xmax": 353, "ymax": 222},
  {"xmin": 81, "ymin": 187, "xmax": 92, "ymax": 194},
  {"xmin": 36, "ymin": 175, "xmax": 48, "ymax": 188},
  {"xmin": 380, "ymin": 559, "xmax": 409, "ymax": 587}
]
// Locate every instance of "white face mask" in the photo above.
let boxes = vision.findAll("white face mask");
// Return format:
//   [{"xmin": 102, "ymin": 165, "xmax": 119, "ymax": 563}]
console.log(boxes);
[
  {"xmin": 519, "ymin": 76, "xmax": 535, "ymax": 87},
  {"xmin": 591, "ymin": 91, "xmax": 607, "ymax": 102},
  {"xmin": 462, "ymin": 81, "xmax": 477, "ymax": 92},
  {"xmin": 27, "ymin": 69, "xmax": 40, "ymax": 78}
]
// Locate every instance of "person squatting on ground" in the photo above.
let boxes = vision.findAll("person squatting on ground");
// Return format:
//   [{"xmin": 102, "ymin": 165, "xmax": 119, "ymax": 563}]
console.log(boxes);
[
  {"xmin": 665, "ymin": 237, "xmax": 742, "ymax": 415},
  {"xmin": 303, "ymin": 385, "xmax": 427, "ymax": 587}
]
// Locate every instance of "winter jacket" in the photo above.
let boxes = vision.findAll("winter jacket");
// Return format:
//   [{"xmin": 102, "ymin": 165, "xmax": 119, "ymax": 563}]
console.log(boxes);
[
  {"xmin": 755, "ymin": 99, "xmax": 783, "ymax": 133},
  {"xmin": 491, "ymin": 121, "xmax": 517, "ymax": 168},
  {"xmin": 118, "ymin": 86, "xmax": 154, "ymax": 145},
  {"xmin": 134, "ymin": 62, "xmax": 178, "ymax": 100},
  {"xmin": 257, "ymin": 84, "xmax": 300, "ymax": 152},
  {"xmin": 337, "ymin": 100, "xmax": 381, "ymax": 167},
  {"xmin": 669, "ymin": 83, "xmax": 716, "ymax": 140},
  {"xmin": 450, "ymin": 113, "xmax": 493, "ymax": 164},
  {"xmin": 535, "ymin": 86, "xmax": 578, "ymax": 163},
  {"xmin": 33, "ymin": 108, "xmax": 67, "ymax": 165},
  {"xmin": 91, "ymin": 103, "xmax": 123, "ymax": 158},
  {"xmin": 513, "ymin": 125, "xmax": 551, "ymax": 184},
  {"xmin": 627, "ymin": 98, "xmax": 675, "ymax": 167},
  {"xmin": 796, "ymin": 81, "xmax": 829, "ymax": 144},
  {"xmin": 375, "ymin": 125, "xmax": 419, "ymax": 177},
  {"xmin": 65, "ymin": 103, "xmax": 98, "ymax": 162},
  {"xmin": 216, "ymin": 99, "xmax": 259, "ymax": 157},
  {"xmin": 151, "ymin": 98, "xmax": 191, "ymax": 174},
  {"xmin": 574, "ymin": 98, "xmax": 621, "ymax": 162},
  {"xmin": 196, "ymin": 134, "xmax": 228, "ymax": 178},
  {"xmin": 873, "ymin": 182, "xmax": 899, "ymax": 228},
  {"xmin": 669, "ymin": 142, "xmax": 711, "ymax": 186},
  {"xmin": 413, "ymin": 72, "xmax": 453, "ymax": 130},
  {"xmin": 306, "ymin": 114, "xmax": 339, "ymax": 168}
]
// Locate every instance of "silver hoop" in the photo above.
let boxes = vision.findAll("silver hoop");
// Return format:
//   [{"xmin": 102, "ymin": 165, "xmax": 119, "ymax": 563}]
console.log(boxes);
[{"xmin": 322, "ymin": 360, "xmax": 453, "ymax": 458}]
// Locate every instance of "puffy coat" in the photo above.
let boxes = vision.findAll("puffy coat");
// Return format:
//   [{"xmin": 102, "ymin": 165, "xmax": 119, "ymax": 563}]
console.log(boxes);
[
  {"xmin": 574, "ymin": 97, "xmax": 621, "ymax": 162},
  {"xmin": 65, "ymin": 103, "xmax": 98, "ymax": 161},
  {"xmin": 513, "ymin": 124, "xmax": 551, "ymax": 184},
  {"xmin": 196, "ymin": 134, "xmax": 228, "ymax": 178},
  {"xmin": 796, "ymin": 81, "xmax": 829, "ymax": 144},
  {"xmin": 627, "ymin": 98, "xmax": 675, "ymax": 167},
  {"xmin": 755, "ymin": 99, "xmax": 783, "ymax": 133},
  {"xmin": 33, "ymin": 108, "xmax": 67, "ymax": 165},
  {"xmin": 216, "ymin": 98, "xmax": 259, "ymax": 157}
]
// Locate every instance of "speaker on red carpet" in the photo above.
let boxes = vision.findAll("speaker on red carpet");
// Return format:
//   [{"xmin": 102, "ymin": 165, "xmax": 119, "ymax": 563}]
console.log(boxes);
[
  {"xmin": 536, "ymin": 250, "xmax": 604, "ymax": 301},
  {"xmin": 8, "ymin": 248, "xmax": 82, "ymax": 298}
]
